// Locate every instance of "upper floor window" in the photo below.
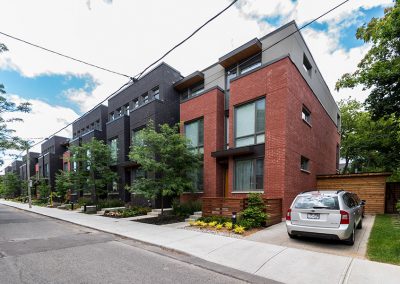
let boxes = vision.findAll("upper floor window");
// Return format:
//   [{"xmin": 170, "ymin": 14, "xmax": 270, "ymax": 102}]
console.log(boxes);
[
  {"xmin": 133, "ymin": 98, "xmax": 139, "ymax": 109},
  {"xmin": 184, "ymin": 118, "xmax": 204, "ymax": 154},
  {"xmin": 226, "ymin": 54, "xmax": 261, "ymax": 91},
  {"xmin": 302, "ymin": 106, "xmax": 311, "ymax": 125},
  {"xmin": 301, "ymin": 156, "xmax": 310, "ymax": 172},
  {"xmin": 303, "ymin": 54, "xmax": 312, "ymax": 77},
  {"xmin": 95, "ymin": 120, "xmax": 101, "ymax": 131},
  {"xmin": 181, "ymin": 82, "xmax": 204, "ymax": 101},
  {"xmin": 109, "ymin": 138, "xmax": 118, "ymax": 164},
  {"xmin": 152, "ymin": 86, "xmax": 160, "ymax": 100},
  {"xmin": 142, "ymin": 93, "xmax": 149, "ymax": 104},
  {"xmin": 109, "ymin": 112, "xmax": 115, "ymax": 121},
  {"xmin": 124, "ymin": 104, "xmax": 130, "ymax": 116},
  {"xmin": 235, "ymin": 98, "xmax": 265, "ymax": 147}
]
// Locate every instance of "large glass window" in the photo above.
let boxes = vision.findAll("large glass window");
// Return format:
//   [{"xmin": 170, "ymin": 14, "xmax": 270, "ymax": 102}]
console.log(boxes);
[
  {"xmin": 235, "ymin": 98, "xmax": 265, "ymax": 147},
  {"xmin": 184, "ymin": 118, "xmax": 204, "ymax": 154},
  {"xmin": 180, "ymin": 82, "xmax": 204, "ymax": 101},
  {"xmin": 234, "ymin": 158, "xmax": 263, "ymax": 191},
  {"xmin": 109, "ymin": 138, "xmax": 118, "ymax": 164},
  {"xmin": 152, "ymin": 86, "xmax": 160, "ymax": 100}
]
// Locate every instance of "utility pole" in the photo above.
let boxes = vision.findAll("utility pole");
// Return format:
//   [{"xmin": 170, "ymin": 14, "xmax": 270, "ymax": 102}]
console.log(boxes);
[{"xmin": 26, "ymin": 146, "xmax": 32, "ymax": 208}]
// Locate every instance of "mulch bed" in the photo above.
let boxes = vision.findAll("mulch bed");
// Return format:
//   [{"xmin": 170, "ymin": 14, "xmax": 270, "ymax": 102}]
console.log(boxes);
[{"xmin": 133, "ymin": 215, "xmax": 186, "ymax": 225}]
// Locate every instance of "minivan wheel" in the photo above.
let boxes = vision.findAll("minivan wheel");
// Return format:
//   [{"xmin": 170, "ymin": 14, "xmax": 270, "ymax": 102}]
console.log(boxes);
[
  {"xmin": 344, "ymin": 227, "xmax": 355, "ymax": 246},
  {"xmin": 357, "ymin": 219, "xmax": 363, "ymax": 229}
]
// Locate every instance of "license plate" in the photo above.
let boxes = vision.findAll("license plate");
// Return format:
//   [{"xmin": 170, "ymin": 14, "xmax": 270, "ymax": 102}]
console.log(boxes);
[{"xmin": 307, "ymin": 213, "xmax": 320, "ymax": 219}]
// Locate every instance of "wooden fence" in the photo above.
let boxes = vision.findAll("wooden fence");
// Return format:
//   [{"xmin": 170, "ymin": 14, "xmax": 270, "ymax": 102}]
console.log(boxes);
[{"xmin": 202, "ymin": 197, "xmax": 282, "ymax": 226}]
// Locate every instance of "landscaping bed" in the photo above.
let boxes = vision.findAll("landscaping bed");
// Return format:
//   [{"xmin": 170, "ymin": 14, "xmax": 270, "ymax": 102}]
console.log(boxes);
[
  {"xmin": 133, "ymin": 215, "xmax": 186, "ymax": 225},
  {"xmin": 367, "ymin": 214, "xmax": 400, "ymax": 265},
  {"xmin": 103, "ymin": 206, "xmax": 151, "ymax": 218},
  {"xmin": 184, "ymin": 222, "xmax": 263, "ymax": 238}
]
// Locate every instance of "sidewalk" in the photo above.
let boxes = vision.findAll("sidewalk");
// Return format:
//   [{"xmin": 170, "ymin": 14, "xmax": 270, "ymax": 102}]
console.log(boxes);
[{"xmin": 1, "ymin": 200, "xmax": 399, "ymax": 284}]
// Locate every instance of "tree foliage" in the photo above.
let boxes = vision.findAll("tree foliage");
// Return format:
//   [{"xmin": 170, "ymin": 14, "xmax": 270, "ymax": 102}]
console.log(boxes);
[
  {"xmin": 2, "ymin": 172, "xmax": 21, "ymax": 198},
  {"xmin": 0, "ymin": 43, "xmax": 31, "ymax": 164},
  {"xmin": 68, "ymin": 138, "xmax": 117, "ymax": 202},
  {"xmin": 128, "ymin": 122, "xmax": 202, "ymax": 212},
  {"xmin": 338, "ymin": 98, "xmax": 400, "ymax": 179},
  {"xmin": 336, "ymin": 1, "xmax": 400, "ymax": 119},
  {"xmin": 55, "ymin": 170, "xmax": 73, "ymax": 202}
]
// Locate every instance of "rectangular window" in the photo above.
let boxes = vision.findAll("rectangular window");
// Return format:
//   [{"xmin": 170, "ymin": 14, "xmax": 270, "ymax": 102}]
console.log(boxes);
[
  {"xmin": 234, "ymin": 158, "xmax": 264, "ymax": 191},
  {"xmin": 235, "ymin": 98, "xmax": 265, "ymax": 147},
  {"xmin": 184, "ymin": 118, "xmax": 204, "ymax": 154},
  {"xmin": 301, "ymin": 156, "xmax": 310, "ymax": 172},
  {"xmin": 109, "ymin": 138, "xmax": 118, "ymax": 164},
  {"xmin": 142, "ymin": 93, "xmax": 149, "ymax": 104},
  {"xmin": 153, "ymin": 86, "xmax": 160, "ymax": 100},
  {"xmin": 124, "ymin": 104, "xmax": 130, "ymax": 116},
  {"xmin": 180, "ymin": 82, "xmax": 204, "ymax": 101},
  {"xmin": 63, "ymin": 162, "xmax": 68, "ymax": 171},
  {"xmin": 131, "ymin": 129, "xmax": 143, "ymax": 146},
  {"xmin": 109, "ymin": 112, "xmax": 114, "ymax": 121},
  {"xmin": 95, "ymin": 119, "xmax": 101, "ymax": 130},
  {"xmin": 239, "ymin": 54, "xmax": 262, "ymax": 75},
  {"xmin": 133, "ymin": 99, "xmax": 139, "ymax": 109},
  {"xmin": 337, "ymin": 113, "xmax": 341, "ymax": 131},
  {"xmin": 302, "ymin": 106, "xmax": 311, "ymax": 125},
  {"xmin": 303, "ymin": 54, "xmax": 312, "ymax": 77},
  {"xmin": 225, "ymin": 115, "xmax": 229, "ymax": 149}
]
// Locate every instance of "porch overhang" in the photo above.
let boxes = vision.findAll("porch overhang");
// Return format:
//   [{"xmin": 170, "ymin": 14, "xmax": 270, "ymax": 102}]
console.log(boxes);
[
  {"xmin": 211, "ymin": 145, "xmax": 254, "ymax": 158},
  {"xmin": 218, "ymin": 38, "xmax": 262, "ymax": 68},
  {"xmin": 173, "ymin": 71, "xmax": 204, "ymax": 91}
]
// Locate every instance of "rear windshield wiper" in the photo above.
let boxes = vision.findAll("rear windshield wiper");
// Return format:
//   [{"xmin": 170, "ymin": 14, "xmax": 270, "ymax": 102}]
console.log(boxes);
[{"xmin": 312, "ymin": 206, "xmax": 330, "ymax": 209}]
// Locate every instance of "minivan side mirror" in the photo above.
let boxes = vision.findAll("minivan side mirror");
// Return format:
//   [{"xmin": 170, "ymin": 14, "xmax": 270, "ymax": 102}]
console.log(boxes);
[{"xmin": 360, "ymin": 200, "xmax": 366, "ymax": 205}]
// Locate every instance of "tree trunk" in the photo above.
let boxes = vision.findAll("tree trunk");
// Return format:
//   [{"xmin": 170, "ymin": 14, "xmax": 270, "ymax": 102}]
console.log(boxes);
[
  {"xmin": 160, "ymin": 189, "xmax": 164, "ymax": 218},
  {"xmin": 343, "ymin": 156, "xmax": 349, "ymax": 173}
]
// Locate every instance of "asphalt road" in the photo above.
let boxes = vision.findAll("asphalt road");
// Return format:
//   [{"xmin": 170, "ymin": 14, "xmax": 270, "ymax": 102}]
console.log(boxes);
[{"xmin": 0, "ymin": 205, "xmax": 273, "ymax": 284}]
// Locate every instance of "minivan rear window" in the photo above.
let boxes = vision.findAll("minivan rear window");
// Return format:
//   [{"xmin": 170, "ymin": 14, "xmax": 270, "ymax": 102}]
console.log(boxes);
[{"xmin": 294, "ymin": 195, "xmax": 339, "ymax": 210}]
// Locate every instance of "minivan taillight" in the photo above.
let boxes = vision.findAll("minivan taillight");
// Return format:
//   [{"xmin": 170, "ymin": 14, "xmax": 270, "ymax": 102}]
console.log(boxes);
[
  {"xmin": 340, "ymin": 210, "xmax": 350, "ymax": 224},
  {"xmin": 286, "ymin": 209, "xmax": 292, "ymax": 221}
]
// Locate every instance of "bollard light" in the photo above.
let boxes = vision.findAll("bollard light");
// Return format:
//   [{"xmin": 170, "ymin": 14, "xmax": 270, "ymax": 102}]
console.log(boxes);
[{"xmin": 231, "ymin": 211, "xmax": 237, "ymax": 225}]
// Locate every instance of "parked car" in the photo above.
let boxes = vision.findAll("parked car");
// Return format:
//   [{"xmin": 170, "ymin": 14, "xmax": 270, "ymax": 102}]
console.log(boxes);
[
  {"xmin": 351, "ymin": 193, "xmax": 366, "ymax": 218},
  {"xmin": 286, "ymin": 190, "xmax": 363, "ymax": 245}
]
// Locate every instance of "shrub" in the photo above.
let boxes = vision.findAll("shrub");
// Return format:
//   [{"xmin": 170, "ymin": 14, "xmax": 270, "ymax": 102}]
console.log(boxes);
[
  {"xmin": 198, "ymin": 216, "xmax": 230, "ymax": 224},
  {"xmin": 208, "ymin": 221, "xmax": 218, "ymax": 227},
  {"xmin": 237, "ymin": 218, "xmax": 254, "ymax": 230},
  {"xmin": 77, "ymin": 197, "xmax": 95, "ymax": 206},
  {"xmin": 224, "ymin": 222, "xmax": 233, "ymax": 230},
  {"xmin": 234, "ymin": 225, "xmax": 245, "ymax": 234},
  {"xmin": 215, "ymin": 224, "xmax": 223, "ymax": 230},
  {"xmin": 396, "ymin": 200, "xmax": 400, "ymax": 213},
  {"xmin": 172, "ymin": 199, "xmax": 202, "ymax": 217},
  {"xmin": 189, "ymin": 221, "xmax": 196, "ymax": 226},
  {"xmin": 240, "ymin": 193, "xmax": 267, "ymax": 228},
  {"xmin": 97, "ymin": 199, "xmax": 125, "ymax": 210}
]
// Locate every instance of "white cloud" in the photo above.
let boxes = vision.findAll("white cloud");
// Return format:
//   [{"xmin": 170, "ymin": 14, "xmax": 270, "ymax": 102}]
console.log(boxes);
[{"xmin": 0, "ymin": 0, "xmax": 394, "ymax": 171}]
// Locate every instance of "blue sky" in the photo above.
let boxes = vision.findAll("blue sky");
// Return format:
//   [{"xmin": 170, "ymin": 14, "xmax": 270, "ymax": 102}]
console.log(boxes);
[{"xmin": 0, "ymin": 69, "xmax": 97, "ymax": 114}]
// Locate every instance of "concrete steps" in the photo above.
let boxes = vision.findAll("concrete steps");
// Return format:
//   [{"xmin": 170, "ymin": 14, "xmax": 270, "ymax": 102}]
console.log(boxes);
[
  {"xmin": 185, "ymin": 211, "xmax": 202, "ymax": 222},
  {"xmin": 146, "ymin": 208, "xmax": 173, "ymax": 217}
]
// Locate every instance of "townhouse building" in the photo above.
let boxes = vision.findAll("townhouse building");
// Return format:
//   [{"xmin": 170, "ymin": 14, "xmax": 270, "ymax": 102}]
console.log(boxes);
[
  {"xmin": 36, "ymin": 136, "xmax": 69, "ymax": 192},
  {"xmin": 106, "ymin": 62, "xmax": 182, "ymax": 203},
  {"xmin": 176, "ymin": 21, "xmax": 340, "ymax": 215},
  {"xmin": 19, "ymin": 152, "xmax": 40, "ymax": 181}
]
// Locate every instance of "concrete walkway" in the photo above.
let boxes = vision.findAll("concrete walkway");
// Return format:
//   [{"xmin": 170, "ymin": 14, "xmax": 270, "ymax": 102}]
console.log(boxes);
[{"xmin": 1, "ymin": 200, "xmax": 399, "ymax": 284}]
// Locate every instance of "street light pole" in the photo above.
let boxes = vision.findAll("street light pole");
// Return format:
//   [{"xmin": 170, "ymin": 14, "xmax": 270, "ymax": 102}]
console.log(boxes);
[{"xmin": 26, "ymin": 146, "xmax": 32, "ymax": 208}]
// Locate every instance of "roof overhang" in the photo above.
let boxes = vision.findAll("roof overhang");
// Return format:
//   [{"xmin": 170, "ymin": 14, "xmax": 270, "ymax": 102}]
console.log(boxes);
[
  {"xmin": 211, "ymin": 145, "xmax": 254, "ymax": 159},
  {"xmin": 219, "ymin": 38, "xmax": 262, "ymax": 68},
  {"xmin": 174, "ymin": 71, "xmax": 204, "ymax": 91}
]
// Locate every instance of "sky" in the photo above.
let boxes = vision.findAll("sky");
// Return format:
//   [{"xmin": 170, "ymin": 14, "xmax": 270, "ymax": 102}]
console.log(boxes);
[{"xmin": 0, "ymin": 0, "xmax": 393, "ymax": 171}]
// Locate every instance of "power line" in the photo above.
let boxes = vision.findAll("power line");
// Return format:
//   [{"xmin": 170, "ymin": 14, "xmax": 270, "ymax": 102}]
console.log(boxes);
[
  {"xmin": 0, "ymin": 31, "xmax": 132, "ymax": 79},
  {"xmin": 202, "ymin": 0, "xmax": 350, "ymax": 88},
  {"xmin": 134, "ymin": 0, "xmax": 238, "ymax": 80},
  {"xmin": 1, "ymin": 0, "xmax": 349, "ymax": 169}
]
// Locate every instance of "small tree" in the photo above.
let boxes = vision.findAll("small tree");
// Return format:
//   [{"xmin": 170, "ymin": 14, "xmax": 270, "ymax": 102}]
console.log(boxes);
[
  {"xmin": 2, "ymin": 172, "xmax": 21, "ymax": 198},
  {"xmin": 68, "ymin": 138, "xmax": 117, "ymax": 203},
  {"xmin": 128, "ymin": 122, "xmax": 202, "ymax": 215},
  {"xmin": 37, "ymin": 178, "xmax": 50, "ymax": 200},
  {"xmin": 55, "ymin": 170, "xmax": 72, "ymax": 202}
]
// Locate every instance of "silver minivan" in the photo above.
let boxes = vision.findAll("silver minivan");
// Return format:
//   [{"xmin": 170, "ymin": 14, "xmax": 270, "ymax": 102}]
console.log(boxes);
[{"xmin": 286, "ymin": 190, "xmax": 364, "ymax": 245}]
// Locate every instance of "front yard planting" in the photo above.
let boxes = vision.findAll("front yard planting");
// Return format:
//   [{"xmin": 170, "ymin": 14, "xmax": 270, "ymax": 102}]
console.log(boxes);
[
  {"xmin": 103, "ymin": 206, "xmax": 151, "ymax": 218},
  {"xmin": 367, "ymin": 214, "xmax": 400, "ymax": 265}
]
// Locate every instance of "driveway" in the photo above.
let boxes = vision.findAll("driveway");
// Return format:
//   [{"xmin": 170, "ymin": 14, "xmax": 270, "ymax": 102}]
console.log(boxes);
[{"xmin": 246, "ymin": 215, "xmax": 375, "ymax": 258}]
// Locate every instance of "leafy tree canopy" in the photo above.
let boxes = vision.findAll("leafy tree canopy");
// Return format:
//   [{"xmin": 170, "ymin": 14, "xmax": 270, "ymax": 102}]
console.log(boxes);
[
  {"xmin": 68, "ymin": 138, "xmax": 117, "ymax": 202},
  {"xmin": 128, "ymin": 122, "xmax": 202, "ymax": 211},
  {"xmin": 336, "ymin": 1, "xmax": 400, "ymax": 119},
  {"xmin": 0, "ymin": 43, "xmax": 31, "ymax": 164},
  {"xmin": 338, "ymin": 98, "xmax": 400, "ymax": 179}
]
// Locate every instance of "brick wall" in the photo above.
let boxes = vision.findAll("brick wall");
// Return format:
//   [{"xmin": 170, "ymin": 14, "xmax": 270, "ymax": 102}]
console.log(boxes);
[{"xmin": 180, "ymin": 87, "xmax": 225, "ymax": 199}]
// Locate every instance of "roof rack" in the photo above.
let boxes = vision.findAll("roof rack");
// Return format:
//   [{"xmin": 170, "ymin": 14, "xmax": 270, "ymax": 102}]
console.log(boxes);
[{"xmin": 301, "ymin": 190, "xmax": 319, "ymax": 194}]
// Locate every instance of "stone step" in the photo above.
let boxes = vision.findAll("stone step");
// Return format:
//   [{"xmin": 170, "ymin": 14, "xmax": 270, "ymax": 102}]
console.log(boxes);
[
  {"xmin": 193, "ymin": 211, "xmax": 202, "ymax": 216},
  {"xmin": 189, "ymin": 214, "xmax": 201, "ymax": 220},
  {"xmin": 151, "ymin": 208, "xmax": 173, "ymax": 213},
  {"xmin": 185, "ymin": 218, "xmax": 197, "ymax": 222}
]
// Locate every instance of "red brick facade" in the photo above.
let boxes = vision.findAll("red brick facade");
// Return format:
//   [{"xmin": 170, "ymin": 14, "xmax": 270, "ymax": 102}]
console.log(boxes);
[{"xmin": 180, "ymin": 57, "xmax": 340, "ymax": 216}]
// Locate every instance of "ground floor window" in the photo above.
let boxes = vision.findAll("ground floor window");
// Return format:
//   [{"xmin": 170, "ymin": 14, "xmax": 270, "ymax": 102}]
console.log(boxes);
[
  {"xmin": 234, "ymin": 158, "xmax": 264, "ymax": 191},
  {"xmin": 191, "ymin": 165, "xmax": 204, "ymax": 192}
]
